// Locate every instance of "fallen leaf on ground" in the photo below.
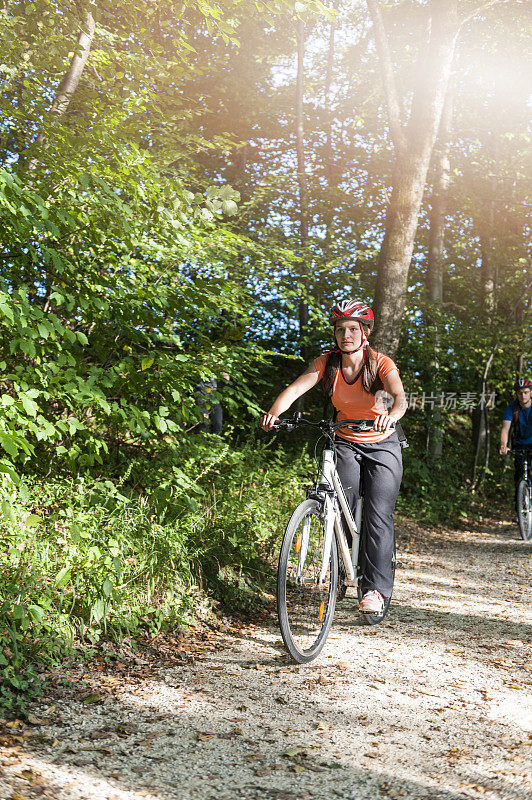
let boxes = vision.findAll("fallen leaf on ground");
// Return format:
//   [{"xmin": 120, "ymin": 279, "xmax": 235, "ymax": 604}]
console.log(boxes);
[
  {"xmin": 245, "ymin": 753, "xmax": 263, "ymax": 761},
  {"xmin": 26, "ymin": 714, "xmax": 52, "ymax": 726},
  {"xmin": 12, "ymin": 770, "xmax": 36, "ymax": 782},
  {"xmin": 282, "ymin": 747, "xmax": 306, "ymax": 758},
  {"xmin": 115, "ymin": 723, "xmax": 138, "ymax": 736},
  {"xmin": 82, "ymin": 694, "xmax": 101, "ymax": 705}
]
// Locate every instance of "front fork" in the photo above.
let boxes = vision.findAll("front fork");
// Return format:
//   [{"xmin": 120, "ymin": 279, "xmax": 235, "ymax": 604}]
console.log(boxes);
[
  {"xmin": 319, "ymin": 495, "xmax": 363, "ymax": 586},
  {"xmin": 296, "ymin": 514, "xmax": 311, "ymax": 581},
  {"xmin": 296, "ymin": 500, "xmax": 337, "ymax": 587},
  {"xmin": 318, "ymin": 495, "xmax": 336, "ymax": 585}
]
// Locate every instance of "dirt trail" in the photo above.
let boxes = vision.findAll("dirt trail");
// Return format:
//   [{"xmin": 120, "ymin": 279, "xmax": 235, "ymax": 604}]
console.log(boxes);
[{"xmin": 1, "ymin": 517, "xmax": 531, "ymax": 800}]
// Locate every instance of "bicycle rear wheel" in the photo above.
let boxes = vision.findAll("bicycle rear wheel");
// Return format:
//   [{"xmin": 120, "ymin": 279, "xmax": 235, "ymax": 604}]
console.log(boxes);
[
  {"xmin": 517, "ymin": 480, "xmax": 532, "ymax": 541},
  {"xmin": 277, "ymin": 499, "xmax": 338, "ymax": 664}
]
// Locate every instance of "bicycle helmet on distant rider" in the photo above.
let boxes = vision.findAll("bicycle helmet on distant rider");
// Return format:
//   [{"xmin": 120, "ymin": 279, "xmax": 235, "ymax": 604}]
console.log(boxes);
[
  {"xmin": 330, "ymin": 300, "xmax": 374, "ymax": 329},
  {"xmin": 514, "ymin": 378, "xmax": 532, "ymax": 392}
]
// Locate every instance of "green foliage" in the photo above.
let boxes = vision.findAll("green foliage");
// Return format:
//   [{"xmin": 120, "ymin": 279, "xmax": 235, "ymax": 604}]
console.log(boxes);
[
  {"xmin": 0, "ymin": 155, "xmax": 274, "ymax": 475},
  {"xmin": 396, "ymin": 409, "xmax": 511, "ymax": 525},
  {"xmin": 0, "ymin": 437, "xmax": 311, "ymax": 715}
]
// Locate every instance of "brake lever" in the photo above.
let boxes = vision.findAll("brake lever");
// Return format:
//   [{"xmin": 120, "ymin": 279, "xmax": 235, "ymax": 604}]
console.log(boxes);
[{"xmin": 273, "ymin": 421, "xmax": 294, "ymax": 431}]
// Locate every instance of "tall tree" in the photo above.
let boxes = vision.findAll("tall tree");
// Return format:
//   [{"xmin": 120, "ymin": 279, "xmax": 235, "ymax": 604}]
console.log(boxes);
[
  {"xmin": 322, "ymin": 0, "xmax": 338, "ymax": 256},
  {"xmin": 426, "ymin": 88, "xmax": 453, "ymax": 462},
  {"xmin": 296, "ymin": 17, "xmax": 310, "ymax": 358},
  {"xmin": 26, "ymin": 5, "xmax": 95, "ymax": 174},
  {"xmin": 367, "ymin": 0, "xmax": 460, "ymax": 355}
]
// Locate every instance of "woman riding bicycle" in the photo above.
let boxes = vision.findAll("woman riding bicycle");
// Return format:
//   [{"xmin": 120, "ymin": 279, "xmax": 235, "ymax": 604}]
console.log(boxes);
[{"xmin": 262, "ymin": 300, "xmax": 407, "ymax": 615}]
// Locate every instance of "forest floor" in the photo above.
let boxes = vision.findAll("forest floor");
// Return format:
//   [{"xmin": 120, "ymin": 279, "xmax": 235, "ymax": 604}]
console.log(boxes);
[{"xmin": 1, "ymin": 514, "xmax": 531, "ymax": 800}]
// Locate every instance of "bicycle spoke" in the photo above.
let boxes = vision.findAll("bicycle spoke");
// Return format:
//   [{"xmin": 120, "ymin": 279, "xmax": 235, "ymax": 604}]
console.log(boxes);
[
  {"xmin": 517, "ymin": 481, "xmax": 532, "ymax": 542},
  {"xmin": 277, "ymin": 500, "xmax": 337, "ymax": 663},
  {"xmin": 284, "ymin": 514, "xmax": 331, "ymax": 644}
]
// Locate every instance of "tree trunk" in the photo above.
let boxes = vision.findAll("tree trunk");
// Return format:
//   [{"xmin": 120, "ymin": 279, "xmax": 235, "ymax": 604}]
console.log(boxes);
[
  {"xmin": 515, "ymin": 279, "xmax": 526, "ymax": 376},
  {"xmin": 295, "ymin": 17, "xmax": 310, "ymax": 359},
  {"xmin": 27, "ymin": 9, "xmax": 96, "ymax": 174},
  {"xmin": 49, "ymin": 11, "xmax": 95, "ymax": 117},
  {"xmin": 322, "ymin": 0, "xmax": 338, "ymax": 256},
  {"xmin": 367, "ymin": 0, "xmax": 459, "ymax": 356},
  {"xmin": 480, "ymin": 194, "xmax": 496, "ymax": 316},
  {"xmin": 471, "ymin": 162, "xmax": 499, "ymax": 487},
  {"xmin": 426, "ymin": 88, "xmax": 453, "ymax": 462},
  {"xmin": 471, "ymin": 351, "xmax": 494, "ymax": 490}
]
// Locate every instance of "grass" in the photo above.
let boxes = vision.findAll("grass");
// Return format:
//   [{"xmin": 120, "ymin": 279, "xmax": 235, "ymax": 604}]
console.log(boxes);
[{"xmin": 0, "ymin": 434, "xmax": 313, "ymax": 716}]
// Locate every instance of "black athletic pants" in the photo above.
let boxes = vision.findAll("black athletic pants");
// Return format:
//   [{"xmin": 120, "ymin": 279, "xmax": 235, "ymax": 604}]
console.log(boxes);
[{"xmin": 335, "ymin": 432, "xmax": 403, "ymax": 598}]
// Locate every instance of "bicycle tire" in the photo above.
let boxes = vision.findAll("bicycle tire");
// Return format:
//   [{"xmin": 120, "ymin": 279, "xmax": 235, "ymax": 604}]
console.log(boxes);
[
  {"xmin": 357, "ymin": 538, "xmax": 396, "ymax": 626},
  {"xmin": 517, "ymin": 480, "xmax": 532, "ymax": 542},
  {"xmin": 277, "ymin": 499, "xmax": 338, "ymax": 664}
]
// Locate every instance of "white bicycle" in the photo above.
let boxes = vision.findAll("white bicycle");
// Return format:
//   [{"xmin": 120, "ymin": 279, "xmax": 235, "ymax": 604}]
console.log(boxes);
[{"xmin": 275, "ymin": 414, "xmax": 397, "ymax": 664}]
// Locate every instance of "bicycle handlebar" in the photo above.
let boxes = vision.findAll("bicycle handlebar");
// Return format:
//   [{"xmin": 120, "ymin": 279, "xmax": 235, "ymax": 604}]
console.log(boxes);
[{"xmin": 272, "ymin": 413, "xmax": 394, "ymax": 434}]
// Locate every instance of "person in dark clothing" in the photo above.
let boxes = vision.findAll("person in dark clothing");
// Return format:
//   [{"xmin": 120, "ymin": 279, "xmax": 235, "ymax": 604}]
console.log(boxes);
[
  {"xmin": 194, "ymin": 372, "xmax": 230, "ymax": 434},
  {"xmin": 500, "ymin": 378, "xmax": 532, "ymax": 521}
]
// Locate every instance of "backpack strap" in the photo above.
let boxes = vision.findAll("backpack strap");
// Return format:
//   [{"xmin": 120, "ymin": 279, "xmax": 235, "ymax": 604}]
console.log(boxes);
[
  {"xmin": 395, "ymin": 419, "xmax": 408, "ymax": 448},
  {"xmin": 510, "ymin": 400, "xmax": 520, "ymax": 446},
  {"xmin": 322, "ymin": 375, "xmax": 338, "ymax": 422}
]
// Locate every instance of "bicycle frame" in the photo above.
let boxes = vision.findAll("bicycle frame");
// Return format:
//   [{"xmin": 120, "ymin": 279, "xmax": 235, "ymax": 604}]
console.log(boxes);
[
  {"xmin": 523, "ymin": 453, "xmax": 530, "ymax": 483},
  {"xmin": 308, "ymin": 443, "xmax": 363, "ymax": 588}
]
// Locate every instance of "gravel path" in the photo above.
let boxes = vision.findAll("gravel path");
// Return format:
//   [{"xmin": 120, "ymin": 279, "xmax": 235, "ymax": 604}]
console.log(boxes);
[{"xmin": 1, "ymin": 517, "xmax": 531, "ymax": 800}]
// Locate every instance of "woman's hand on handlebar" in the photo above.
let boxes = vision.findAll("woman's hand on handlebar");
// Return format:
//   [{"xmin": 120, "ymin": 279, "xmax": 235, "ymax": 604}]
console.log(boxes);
[
  {"xmin": 373, "ymin": 413, "xmax": 396, "ymax": 433},
  {"xmin": 261, "ymin": 412, "xmax": 279, "ymax": 431},
  {"xmin": 500, "ymin": 443, "xmax": 510, "ymax": 455}
]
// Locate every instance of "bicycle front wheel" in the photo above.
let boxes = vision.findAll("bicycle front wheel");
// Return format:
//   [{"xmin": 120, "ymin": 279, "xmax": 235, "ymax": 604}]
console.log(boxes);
[
  {"xmin": 517, "ymin": 480, "xmax": 532, "ymax": 541},
  {"xmin": 277, "ymin": 499, "xmax": 338, "ymax": 664}
]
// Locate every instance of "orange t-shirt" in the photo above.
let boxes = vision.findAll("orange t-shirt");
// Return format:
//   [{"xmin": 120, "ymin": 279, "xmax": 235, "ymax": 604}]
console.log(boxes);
[{"xmin": 313, "ymin": 351, "xmax": 399, "ymax": 444}]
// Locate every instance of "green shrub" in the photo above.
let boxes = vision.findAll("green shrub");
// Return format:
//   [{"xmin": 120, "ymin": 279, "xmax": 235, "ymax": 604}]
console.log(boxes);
[{"xmin": 0, "ymin": 435, "xmax": 312, "ymax": 715}]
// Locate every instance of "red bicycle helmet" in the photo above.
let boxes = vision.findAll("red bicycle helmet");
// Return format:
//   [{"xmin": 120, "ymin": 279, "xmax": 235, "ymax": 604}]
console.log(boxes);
[
  {"xmin": 514, "ymin": 378, "xmax": 532, "ymax": 391},
  {"xmin": 330, "ymin": 300, "xmax": 374, "ymax": 330}
]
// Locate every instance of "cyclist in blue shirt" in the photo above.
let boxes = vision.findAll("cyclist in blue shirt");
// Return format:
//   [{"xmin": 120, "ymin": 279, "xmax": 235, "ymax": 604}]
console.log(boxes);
[{"xmin": 500, "ymin": 378, "xmax": 532, "ymax": 521}]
